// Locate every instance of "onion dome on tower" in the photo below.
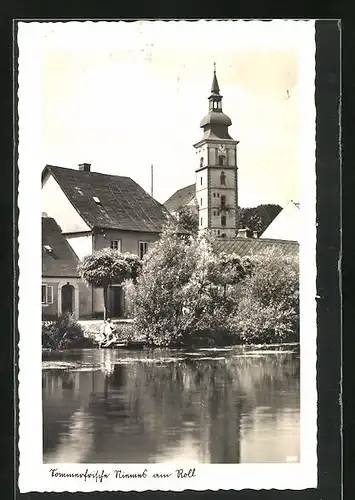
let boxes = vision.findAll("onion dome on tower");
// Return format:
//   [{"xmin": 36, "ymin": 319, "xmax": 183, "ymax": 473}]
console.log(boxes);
[{"xmin": 199, "ymin": 63, "xmax": 234, "ymax": 140}]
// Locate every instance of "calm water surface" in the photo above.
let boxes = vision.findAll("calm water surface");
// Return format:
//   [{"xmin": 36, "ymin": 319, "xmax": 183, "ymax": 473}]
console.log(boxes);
[{"xmin": 42, "ymin": 346, "xmax": 300, "ymax": 464}]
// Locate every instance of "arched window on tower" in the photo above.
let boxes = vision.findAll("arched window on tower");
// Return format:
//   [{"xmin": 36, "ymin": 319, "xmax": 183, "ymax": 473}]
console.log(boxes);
[
  {"xmin": 220, "ymin": 171, "xmax": 226, "ymax": 185},
  {"xmin": 221, "ymin": 195, "xmax": 226, "ymax": 209},
  {"xmin": 200, "ymin": 157, "xmax": 204, "ymax": 168},
  {"xmin": 219, "ymin": 156, "xmax": 224, "ymax": 166},
  {"xmin": 221, "ymin": 215, "xmax": 226, "ymax": 227}
]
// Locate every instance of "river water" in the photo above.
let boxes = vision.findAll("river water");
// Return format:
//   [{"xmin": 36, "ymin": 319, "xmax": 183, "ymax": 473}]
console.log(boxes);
[{"xmin": 42, "ymin": 346, "xmax": 300, "ymax": 464}]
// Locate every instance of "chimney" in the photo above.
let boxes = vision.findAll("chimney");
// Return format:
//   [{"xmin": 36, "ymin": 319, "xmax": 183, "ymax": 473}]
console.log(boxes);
[
  {"xmin": 237, "ymin": 228, "xmax": 248, "ymax": 238},
  {"xmin": 78, "ymin": 163, "xmax": 91, "ymax": 172}
]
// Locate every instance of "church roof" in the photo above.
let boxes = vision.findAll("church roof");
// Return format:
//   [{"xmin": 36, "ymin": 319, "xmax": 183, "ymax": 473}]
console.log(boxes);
[
  {"xmin": 164, "ymin": 183, "xmax": 196, "ymax": 213},
  {"xmin": 213, "ymin": 237, "xmax": 299, "ymax": 257},
  {"xmin": 42, "ymin": 217, "xmax": 80, "ymax": 277},
  {"xmin": 42, "ymin": 165, "xmax": 172, "ymax": 233}
]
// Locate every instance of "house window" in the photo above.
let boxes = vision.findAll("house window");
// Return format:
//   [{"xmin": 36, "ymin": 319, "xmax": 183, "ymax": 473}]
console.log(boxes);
[
  {"xmin": 221, "ymin": 215, "xmax": 226, "ymax": 226},
  {"xmin": 221, "ymin": 195, "xmax": 226, "ymax": 209},
  {"xmin": 220, "ymin": 171, "xmax": 226, "ymax": 185},
  {"xmin": 110, "ymin": 240, "xmax": 121, "ymax": 251},
  {"xmin": 139, "ymin": 241, "xmax": 149, "ymax": 260},
  {"xmin": 42, "ymin": 284, "xmax": 53, "ymax": 305}
]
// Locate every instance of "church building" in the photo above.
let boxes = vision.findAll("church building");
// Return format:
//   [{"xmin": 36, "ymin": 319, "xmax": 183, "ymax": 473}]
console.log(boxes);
[{"xmin": 165, "ymin": 64, "xmax": 239, "ymax": 238}]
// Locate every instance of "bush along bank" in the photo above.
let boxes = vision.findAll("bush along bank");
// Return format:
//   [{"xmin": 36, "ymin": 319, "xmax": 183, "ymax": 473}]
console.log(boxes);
[
  {"xmin": 80, "ymin": 320, "xmax": 143, "ymax": 344},
  {"xmin": 128, "ymin": 224, "xmax": 299, "ymax": 347},
  {"xmin": 42, "ymin": 313, "xmax": 94, "ymax": 349}
]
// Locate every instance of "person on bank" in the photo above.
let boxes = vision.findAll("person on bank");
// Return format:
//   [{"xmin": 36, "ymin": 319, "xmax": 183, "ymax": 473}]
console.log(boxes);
[{"xmin": 99, "ymin": 318, "xmax": 117, "ymax": 348}]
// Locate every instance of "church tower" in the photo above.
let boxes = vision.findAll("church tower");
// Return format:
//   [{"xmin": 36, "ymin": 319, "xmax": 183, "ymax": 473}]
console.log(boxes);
[{"xmin": 194, "ymin": 64, "xmax": 239, "ymax": 237}]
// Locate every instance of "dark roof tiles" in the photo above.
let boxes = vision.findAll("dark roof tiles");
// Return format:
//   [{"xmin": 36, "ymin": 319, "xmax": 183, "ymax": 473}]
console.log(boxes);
[
  {"xmin": 164, "ymin": 183, "xmax": 196, "ymax": 212},
  {"xmin": 213, "ymin": 237, "xmax": 299, "ymax": 257},
  {"xmin": 43, "ymin": 165, "xmax": 172, "ymax": 233},
  {"xmin": 42, "ymin": 217, "xmax": 80, "ymax": 277}
]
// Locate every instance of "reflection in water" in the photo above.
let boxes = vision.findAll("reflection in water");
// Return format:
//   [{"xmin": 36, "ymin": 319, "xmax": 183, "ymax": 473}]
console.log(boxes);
[{"xmin": 42, "ymin": 347, "xmax": 300, "ymax": 464}]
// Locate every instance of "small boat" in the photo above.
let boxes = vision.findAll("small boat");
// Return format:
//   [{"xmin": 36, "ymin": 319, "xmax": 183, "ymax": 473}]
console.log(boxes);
[
  {"xmin": 99, "ymin": 339, "xmax": 146, "ymax": 350},
  {"xmin": 100, "ymin": 340, "xmax": 128, "ymax": 349}
]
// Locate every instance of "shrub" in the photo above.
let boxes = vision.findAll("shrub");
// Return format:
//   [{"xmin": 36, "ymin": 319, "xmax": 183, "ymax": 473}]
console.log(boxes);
[
  {"xmin": 42, "ymin": 313, "xmax": 93, "ymax": 349},
  {"xmin": 232, "ymin": 248, "xmax": 299, "ymax": 344},
  {"xmin": 131, "ymin": 226, "xmax": 250, "ymax": 347}
]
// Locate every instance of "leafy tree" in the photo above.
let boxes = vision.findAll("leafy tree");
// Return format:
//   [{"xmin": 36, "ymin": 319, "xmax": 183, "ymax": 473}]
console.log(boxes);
[
  {"xmin": 78, "ymin": 248, "xmax": 142, "ymax": 319},
  {"xmin": 131, "ymin": 227, "xmax": 250, "ymax": 346},
  {"xmin": 175, "ymin": 206, "xmax": 199, "ymax": 235},
  {"xmin": 239, "ymin": 204, "xmax": 282, "ymax": 235},
  {"xmin": 232, "ymin": 248, "xmax": 299, "ymax": 343}
]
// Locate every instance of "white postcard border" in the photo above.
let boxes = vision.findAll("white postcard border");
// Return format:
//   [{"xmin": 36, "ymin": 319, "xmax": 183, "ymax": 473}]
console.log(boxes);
[{"xmin": 18, "ymin": 19, "xmax": 317, "ymax": 492}]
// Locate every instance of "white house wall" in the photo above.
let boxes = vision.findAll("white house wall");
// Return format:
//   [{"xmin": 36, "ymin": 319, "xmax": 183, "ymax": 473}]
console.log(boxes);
[
  {"xmin": 94, "ymin": 230, "xmax": 160, "ymax": 256},
  {"xmin": 42, "ymin": 276, "xmax": 92, "ymax": 319},
  {"xmin": 42, "ymin": 174, "xmax": 90, "ymax": 233},
  {"xmin": 195, "ymin": 169, "xmax": 209, "ymax": 230},
  {"xmin": 65, "ymin": 234, "xmax": 93, "ymax": 261},
  {"xmin": 260, "ymin": 202, "xmax": 300, "ymax": 242}
]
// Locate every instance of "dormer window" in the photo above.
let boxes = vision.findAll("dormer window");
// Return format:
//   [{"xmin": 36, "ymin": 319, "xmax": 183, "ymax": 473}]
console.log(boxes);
[
  {"xmin": 43, "ymin": 244, "xmax": 52, "ymax": 253},
  {"xmin": 93, "ymin": 196, "xmax": 101, "ymax": 204},
  {"xmin": 74, "ymin": 186, "xmax": 84, "ymax": 196}
]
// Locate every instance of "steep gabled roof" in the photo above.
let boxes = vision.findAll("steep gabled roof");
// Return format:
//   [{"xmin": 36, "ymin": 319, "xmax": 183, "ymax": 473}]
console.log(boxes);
[
  {"xmin": 213, "ymin": 237, "xmax": 299, "ymax": 257},
  {"xmin": 42, "ymin": 217, "xmax": 80, "ymax": 276},
  {"xmin": 164, "ymin": 183, "xmax": 196, "ymax": 212},
  {"xmin": 42, "ymin": 165, "xmax": 172, "ymax": 233}
]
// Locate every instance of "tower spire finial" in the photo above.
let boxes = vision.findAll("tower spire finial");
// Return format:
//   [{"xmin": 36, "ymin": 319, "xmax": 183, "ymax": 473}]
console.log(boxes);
[{"xmin": 211, "ymin": 63, "xmax": 220, "ymax": 94}]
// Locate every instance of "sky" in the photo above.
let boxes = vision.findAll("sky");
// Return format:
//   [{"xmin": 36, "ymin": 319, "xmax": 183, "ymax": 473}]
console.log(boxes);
[{"xmin": 19, "ymin": 20, "xmax": 314, "ymax": 207}]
